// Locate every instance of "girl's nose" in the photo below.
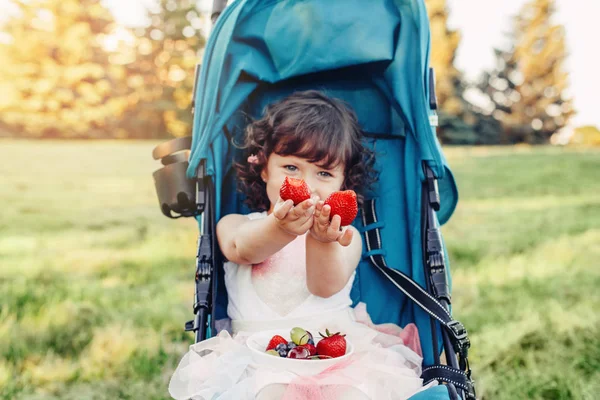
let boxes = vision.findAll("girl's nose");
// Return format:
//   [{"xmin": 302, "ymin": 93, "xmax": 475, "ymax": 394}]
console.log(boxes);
[{"xmin": 304, "ymin": 178, "xmax": 319, "ymax": 197}]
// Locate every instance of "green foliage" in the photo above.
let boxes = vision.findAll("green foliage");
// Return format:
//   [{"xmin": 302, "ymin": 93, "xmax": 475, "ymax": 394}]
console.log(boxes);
[
  {"xmin": 0, "ymin": 0, "xmax": 132, "ymax": 138},
  {"xmin": 0, "ymin": 142, "xmax": 599, "ymax": 399},
  {"xmin": 123, "ymin": 0, "xmax": 207, "ymax": 139},
  {"xmin": 426, "ymin": 0, "xmax": 476, "ymax": 144},
  {"xmin": 0, "ymin": 0, "xmax": 208, "ymax": 139},
  {"xmin": 476, "ymin": 0, "xmax": 574, "ymax": 144},
  {"xmin": 425, "ymin": 0, "xmax": 502, "ymax": 145}
]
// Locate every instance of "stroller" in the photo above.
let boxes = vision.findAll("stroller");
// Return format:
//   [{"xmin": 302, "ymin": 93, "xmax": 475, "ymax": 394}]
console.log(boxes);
[{"xmin": 152, "ymin": 0, "xmax": 476, "ymax": 398}]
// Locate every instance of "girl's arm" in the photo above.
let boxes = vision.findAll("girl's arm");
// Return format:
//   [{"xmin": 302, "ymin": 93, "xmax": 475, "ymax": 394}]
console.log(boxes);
[
  {"xmin": 217, "ymin": 198, "xmax": 315, "ymax": 265},
  {"xmin": 306, "ymin": 207, "xmax": 362, "ymax": 297}
]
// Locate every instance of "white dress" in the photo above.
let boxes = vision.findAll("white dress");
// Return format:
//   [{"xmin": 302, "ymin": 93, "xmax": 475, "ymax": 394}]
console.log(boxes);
[{"xmin": 169, "ymin": 212, "xmax": 435, "ymax": 400}]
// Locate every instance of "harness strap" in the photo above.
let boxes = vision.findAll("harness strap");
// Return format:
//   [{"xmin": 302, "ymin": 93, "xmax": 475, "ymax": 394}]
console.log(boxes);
[
  {"xmin": 362, "ymin": 199, "xmax": 457, "ymax": 330},
  {"xmin": 422, "ymin": 365, "xmax": 471, "ymax": 393},
  {"xmin": 361, "ymin": 198, "xmax": 476, "ymax": 399}
]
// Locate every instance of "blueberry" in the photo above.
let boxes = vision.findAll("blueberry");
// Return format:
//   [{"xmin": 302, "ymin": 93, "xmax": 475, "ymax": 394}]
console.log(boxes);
[
  {"xmin": 287, "ymin": 341, "xmax": 297, "ymax": 350},
  {"xmin": 277, "ymin": 348, "xmax": 288, "ymax": 357},
  {"xmin": 275, "ymin": 343, "xmax": 288, "ymax": 357}
]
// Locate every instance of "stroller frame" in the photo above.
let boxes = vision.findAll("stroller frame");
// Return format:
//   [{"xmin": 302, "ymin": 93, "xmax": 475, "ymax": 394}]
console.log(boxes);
[{"xmin": 152, "ymin": 1, "xmax": 476, "ymax": 398}]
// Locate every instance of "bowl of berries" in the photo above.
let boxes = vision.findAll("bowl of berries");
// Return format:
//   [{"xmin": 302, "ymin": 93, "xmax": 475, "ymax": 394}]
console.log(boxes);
[{"xmin": 246, "ymin": 327, "xmax": 353, "ymax": 375}]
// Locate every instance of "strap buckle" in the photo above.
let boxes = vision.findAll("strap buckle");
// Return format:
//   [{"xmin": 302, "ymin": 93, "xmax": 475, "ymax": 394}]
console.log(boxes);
[
  {"xmin": 193, "ymin": 234, "xmax": 212, "ymax": 313},
  {"xmin": 447, "ymin": 320, "xmax": 470, "ymax": 358}
]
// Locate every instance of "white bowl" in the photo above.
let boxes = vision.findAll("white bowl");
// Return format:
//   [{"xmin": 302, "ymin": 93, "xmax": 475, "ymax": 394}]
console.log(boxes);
[{"xmin": 246, "ymin": 328, "xmax": 354, "ymax": 376}]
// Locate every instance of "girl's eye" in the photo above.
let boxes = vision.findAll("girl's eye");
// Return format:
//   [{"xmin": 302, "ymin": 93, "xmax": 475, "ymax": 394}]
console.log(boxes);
[
  {"xmin": 284, "ymin": 165, "xmax": 298, "ymax": 172},
  {"xmin": 318, "ymin": 171, "xmax": 333, "ymax": 178}
]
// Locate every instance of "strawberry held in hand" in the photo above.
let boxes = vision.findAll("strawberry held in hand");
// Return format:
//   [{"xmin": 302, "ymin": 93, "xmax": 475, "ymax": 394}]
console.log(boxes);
[
  {"xmin": 280, "ymin": 177, "xmax": 311, "ymax": 205},
  {"xmin": 324, "ymin": 190, "xmax": 358, "ymax": 226},
  {"xmin": 316, "ymin": 329, "xmax": 347, "ymax": 358}
]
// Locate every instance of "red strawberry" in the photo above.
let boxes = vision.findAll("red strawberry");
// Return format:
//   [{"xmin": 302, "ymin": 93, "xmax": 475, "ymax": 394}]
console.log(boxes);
[
  {"xmin": 266, "ymin": 335, "xmax": 288, "ymax": 351},
  {"xmin": 316, "ymin": 329, "xmax": 347, "ymax": 358},
  {"xmin": 279, "ymin": 177, "xmax": 311, "ymax": 205},
  {"xmin": 324, "ymin": 190, "xmax": 358, "ymax": 226}
]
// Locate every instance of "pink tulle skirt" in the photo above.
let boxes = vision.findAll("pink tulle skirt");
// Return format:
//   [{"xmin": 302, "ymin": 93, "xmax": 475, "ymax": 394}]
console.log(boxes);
[{"xmin": 168, "ymin": 303, "xmax": 436, "ymax": 400}]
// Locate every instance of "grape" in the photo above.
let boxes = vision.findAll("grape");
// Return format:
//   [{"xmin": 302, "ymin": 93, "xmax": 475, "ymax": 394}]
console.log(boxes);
[
  {"xmin": 287, "ymin": 346, "xmax": 310, "ymax": 359},
  {"xmin": 305, "ymin": 331, "xmax": 314, "ymax": 346},
  {"xmin": 290, "ymin": 327, "xmax": 308, "ymax": 345}
]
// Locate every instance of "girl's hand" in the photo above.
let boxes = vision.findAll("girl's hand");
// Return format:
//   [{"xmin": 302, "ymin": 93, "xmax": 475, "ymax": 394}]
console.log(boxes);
[
  {"xmin": 309, "ymin": 201, "xmax": 353, "ymax": 246},
  {"xmin": 272, "ymin": 197, "xmax": 315, "ymax": 236}
]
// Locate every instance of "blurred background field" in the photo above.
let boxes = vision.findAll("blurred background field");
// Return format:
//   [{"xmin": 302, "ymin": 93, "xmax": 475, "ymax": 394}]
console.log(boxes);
[{"xmin": 1, "ymin": 141, "xmax": 598, "ymax": 399}]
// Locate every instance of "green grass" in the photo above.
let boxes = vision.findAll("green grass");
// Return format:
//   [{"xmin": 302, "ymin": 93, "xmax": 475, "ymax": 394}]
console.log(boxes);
[
  {"xmin": 1, "ymin": 141, "xmax": 599, "ymax": 399},
  {"xmin": 443, "ymin": 146, "xmax": 600, "ymax": 399},
  {"xmin": 0, "ymin": 141, "xmax": 196, "ymax": 399}
]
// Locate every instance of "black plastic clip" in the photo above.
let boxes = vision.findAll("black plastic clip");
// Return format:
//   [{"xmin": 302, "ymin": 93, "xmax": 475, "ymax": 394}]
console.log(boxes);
[
  {"xmin": 196, "ymin": 161, "xmax": 206, "ymax": 215},
  {"xmin": 429, "ymin": 68, "xmax": 438, "ymax": 111},
  {"xmin": 184, "ymin": 320, "xmax": 195, "ymax": 332},
  {"xmin": 425, "ymin": 165, "xmax": 441, "ymax": 211},
  {"xmin": 194, "ymin": 234, "xmax": 212, "ymax": 312},
  {"xmin": 447, "ymin": 320, "xmax": 470, "ymax": 359}
]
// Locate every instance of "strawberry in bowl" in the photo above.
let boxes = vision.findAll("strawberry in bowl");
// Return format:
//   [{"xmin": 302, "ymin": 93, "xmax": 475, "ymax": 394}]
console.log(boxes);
[{"xmin": 316, "ymin": 329, "xmax": 347, "ymax": 359}]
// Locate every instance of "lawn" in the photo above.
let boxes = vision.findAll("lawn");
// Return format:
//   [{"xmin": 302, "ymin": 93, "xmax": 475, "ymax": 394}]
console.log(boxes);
[{"xmin": 0, "ymin": 141, "xmax": 598, "ymax": 399}]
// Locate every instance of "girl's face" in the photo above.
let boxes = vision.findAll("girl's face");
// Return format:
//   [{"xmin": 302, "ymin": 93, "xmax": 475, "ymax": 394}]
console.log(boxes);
[{"xmin": 261, "ymin": 153, "xmax": 345, "ymax": 213}]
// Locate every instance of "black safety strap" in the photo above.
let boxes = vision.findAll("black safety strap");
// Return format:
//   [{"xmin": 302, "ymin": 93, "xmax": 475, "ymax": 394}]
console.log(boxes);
[
  {"xmin": 361, "ymin": 199, "xmax": 471, "ymax": 357},
  {"xmin": 422, "ymin": 365, "xmax": 472, "ymax": 393},
  {"xmin": 361, "ymin": 198, "xmax": 475, "ymax": 399}
]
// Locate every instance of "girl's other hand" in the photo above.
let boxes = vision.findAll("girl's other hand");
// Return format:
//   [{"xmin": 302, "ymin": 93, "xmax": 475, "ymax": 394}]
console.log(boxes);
[
  {"xmin": 310, "ymin": 201, "xmax": 353, "ymax": 246},
  {"xmin": 272, "ymin": 197, "xmax": 315, "ymax": 236}
]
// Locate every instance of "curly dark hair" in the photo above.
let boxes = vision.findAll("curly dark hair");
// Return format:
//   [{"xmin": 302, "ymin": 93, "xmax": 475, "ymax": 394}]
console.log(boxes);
[{"xmin": 236, "ymin": 90, "xmax": 377, "ymax": 211}]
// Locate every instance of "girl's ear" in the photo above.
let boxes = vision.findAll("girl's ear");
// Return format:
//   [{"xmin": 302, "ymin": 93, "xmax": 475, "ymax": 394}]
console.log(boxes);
[
  {"xmin": 260, "ymin": 168, "xmax": 268, "ymax": 183},
  {"xmin": 258, "ymin": 151, "xmax": 268, "ymax": 182}
]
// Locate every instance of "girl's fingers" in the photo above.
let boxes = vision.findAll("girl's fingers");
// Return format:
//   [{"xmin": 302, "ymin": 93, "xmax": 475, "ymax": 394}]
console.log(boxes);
[
  {"xmin": 274, "ymin": 199, "xmax": 293, "ymax": 220},
  {"xmin": 302, "ymin": 198, "xmax": 314, "ymax": 209},
  {"xmin": 337, "ymin": 228, "xmax": 353, "ymax": 247},
  {"xmin": 314, "ymin": 200, "xmax": 324, "ymax": 213},
  {"xmin": 328, "ymin": 214, "xmax": 341, "ymax": 236},
  {"xmin": 291, "ymin": 199, "xmax": 313, "ymax": 219},
  {"xmin": 300, "ymin": 214, "xmax": 315, "ymax": 231},
  {"xmin": 313, "ymin": 201, "xmax": 322, "ymax": 219},
  {"xmin": 319, "ymin": 204, "xmax": 331, "ymax": 226}
]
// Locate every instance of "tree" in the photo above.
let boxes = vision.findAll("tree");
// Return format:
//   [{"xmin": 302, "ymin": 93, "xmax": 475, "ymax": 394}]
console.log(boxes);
[
  {"xmin": 477, "ymin": 0, "xmax": 573, "ymax": 144},
  {"xmin": 426, "ymin": 0, "xmax": 486, "ymax": 144},
  {"xmin": 0, "ymin": 0, "xmax": 130, "ymax": 138},
  {"xmin": 123, "ymin": 0, "xmax": 207, "ymax": 139}
]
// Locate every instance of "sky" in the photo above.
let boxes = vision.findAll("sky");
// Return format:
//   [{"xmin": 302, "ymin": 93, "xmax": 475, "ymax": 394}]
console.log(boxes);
[{"xmin": 2, "ymin": 0, "xmax": 598, "ymax": 129}]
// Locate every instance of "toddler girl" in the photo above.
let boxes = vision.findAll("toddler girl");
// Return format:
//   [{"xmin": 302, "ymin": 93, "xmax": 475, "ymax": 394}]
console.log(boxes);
[{"xmin": 169, "ymin": 91, "xmax": 435, "ymax": 399}]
